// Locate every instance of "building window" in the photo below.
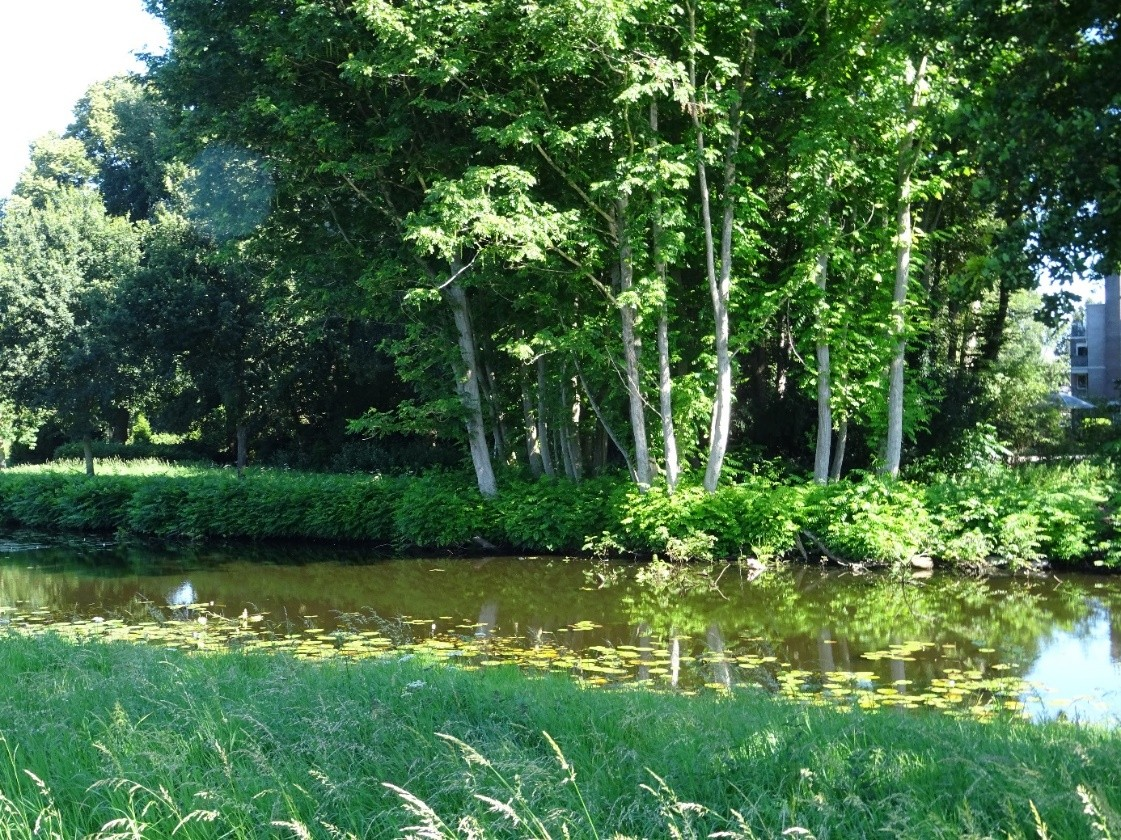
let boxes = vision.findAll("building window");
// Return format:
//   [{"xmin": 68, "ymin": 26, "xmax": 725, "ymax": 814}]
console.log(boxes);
[
  {"xmin": 1074, "ymin": 374, "xmax": 1089, "ymax": 390},
  {"xmin": 1076, "ymin": 344, "xmax": 1088, "ymax": 358}
]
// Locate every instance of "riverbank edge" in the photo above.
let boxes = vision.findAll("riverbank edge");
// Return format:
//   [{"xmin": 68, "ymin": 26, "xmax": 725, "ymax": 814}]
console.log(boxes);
[
  {"xmin": 0, "ymin": 459, "xmax": 1116, "ymax": 569},
  {"xmin": 1, "ymin": 632, "xmax": 1118, "ymax": 838}
]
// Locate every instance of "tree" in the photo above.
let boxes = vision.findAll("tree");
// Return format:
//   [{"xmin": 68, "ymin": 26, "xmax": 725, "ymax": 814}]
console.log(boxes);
[{"xmin": 0, "ymin": 136, "xmax": 139, "ymax": 474}]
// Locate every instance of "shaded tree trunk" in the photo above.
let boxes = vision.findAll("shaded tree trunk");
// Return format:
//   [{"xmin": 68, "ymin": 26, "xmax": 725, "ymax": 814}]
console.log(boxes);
[
  {"xmin": 559, "ymin": 367, "xmax": 583, "ymax": 481},
  {"xmin": 576, "ymin": 364, "xmax": 637, "ymax": 481},
  {"xmin": 82, "ymin": 436, "xmax": 95, "ymax": 477},
  {"xmin": 829, "ymin": 417, "xmax": 848, "ymax": 482},
  {"xmin": 108, "ymin": 406, "xmax": 131, "ymax": 444},
  {"xmin": 477, "ymin": 355, "xmax": 506, "ymax": 464},
  {"xmin": 520, "ymin": 372, "xmax": 544, "ymax": 478},
  {"xmin": 236, "ymin": 423, "xmax": 247, "ymax": 480},
  {"xmin": 535, "ymin": 356, "xmax": 556, "ymax": 478},
  {"xmin": 813, "ymin": 247, "xmax": 832, "ymax": 484},
  {"xmin": 444, "ymin": 277, "xmax": 498, "ymax": 497},
  {"xmin": 617, "ymin": 194, "xmax": 651, "ymax": 490}
]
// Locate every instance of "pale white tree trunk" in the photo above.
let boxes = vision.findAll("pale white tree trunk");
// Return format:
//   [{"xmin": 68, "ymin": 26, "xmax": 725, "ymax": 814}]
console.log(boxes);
[
  {"xmin": 444, "ymin": 277, "xmax": 498, "ymax": 498},
  {"xmin": 690, "ymin": 10, "xmax": 754, "ymax": 492},
  {"xmin": 617, "ymin": 194, "xmax": 651, "ymax": 490},
  {"xmin": 559, "ymin": 367, "xmax": 583, "ymax": 481},
  {"xmin": 520, "ymin": 373, "xmax": 544, "ymax": 478},
  {"xmin": 650, "ymin": 100, "xmax": 680, "ymax": 493},
  {"xmin": 656, "ymin": 311, "xmax": 679, "ymax": 492},
  {"xmin": 535, "ymin": 356, "xmax": 556, "ymax": 477},
  {"xmin": 883, "ymin": 55, "xmax": 929, "ymax": 479},
  {"xmin": 479, "ymin": 357, "xmax": 508, "ymax": 464}
]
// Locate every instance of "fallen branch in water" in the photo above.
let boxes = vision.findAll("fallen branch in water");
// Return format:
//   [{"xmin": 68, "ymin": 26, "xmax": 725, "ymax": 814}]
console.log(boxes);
[{"xmin": 800, "ymin": 529, "xmax": 857, "ymax": 568}]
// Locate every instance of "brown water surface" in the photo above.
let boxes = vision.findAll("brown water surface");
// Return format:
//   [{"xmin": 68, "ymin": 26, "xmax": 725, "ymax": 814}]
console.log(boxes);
[{"xmin": 2, "ymin": 533, "xmax": 1119, "ymax": 723}]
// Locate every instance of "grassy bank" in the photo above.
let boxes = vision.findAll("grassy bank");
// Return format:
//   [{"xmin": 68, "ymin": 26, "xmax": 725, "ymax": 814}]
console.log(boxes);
[
  {"xmin": 0, "ymin": 633, "xmax": 1119, "ymax": 839},
  {"xmin": 0, "ymin": 458, "xmax": 1117, "ymax": 569}
]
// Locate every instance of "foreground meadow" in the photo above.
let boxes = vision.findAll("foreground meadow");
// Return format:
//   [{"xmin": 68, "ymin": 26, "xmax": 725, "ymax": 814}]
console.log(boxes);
[{"xmin": 0, "ymin": 633, "xmax": 1119, "ymax": 839}]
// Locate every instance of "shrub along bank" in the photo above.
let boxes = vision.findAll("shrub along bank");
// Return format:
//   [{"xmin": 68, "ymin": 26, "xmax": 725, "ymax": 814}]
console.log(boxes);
[
  {"xmin": 0, "ymin": 633, "xmax": 1119, "ymax": 839},
  {"xmin": 0, "ymin": 459, "xmax": 1116, "ymax": 570}
]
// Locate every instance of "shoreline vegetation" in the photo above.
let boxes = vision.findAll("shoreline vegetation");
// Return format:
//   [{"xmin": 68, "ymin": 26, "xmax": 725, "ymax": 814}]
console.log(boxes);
[
  {"xmin": 0, "ymin": 457, "xmax": 1117, "ymax": 571},
  {"xmin": 0, "ymin": 633, "xmax": 1119, "ymax": 839}
]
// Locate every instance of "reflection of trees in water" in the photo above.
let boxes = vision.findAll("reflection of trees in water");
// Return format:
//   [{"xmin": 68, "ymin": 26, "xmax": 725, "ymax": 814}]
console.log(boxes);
[
  {"xmin": 1112, "ymin": 607, "xmax": 1121, "ymax": 665},
  {"xmin": 706, "ymin": 624, "xmax": 732, "ymax": 689},
  {"xmin": 1, "ymin": 537, "xmax": 1118, "ymax": 692}
]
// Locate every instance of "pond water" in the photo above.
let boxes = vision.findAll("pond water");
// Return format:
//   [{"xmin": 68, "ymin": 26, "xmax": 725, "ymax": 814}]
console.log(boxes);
[{"xmin": 2, "ymin": 533, "xmax": 1120, "ymax": 724}]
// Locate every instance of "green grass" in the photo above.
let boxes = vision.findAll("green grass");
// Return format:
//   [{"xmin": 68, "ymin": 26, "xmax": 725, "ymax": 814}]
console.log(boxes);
[{"xmin": 0, "ymin": 633, "xmax": 1119, "ymax": 838}]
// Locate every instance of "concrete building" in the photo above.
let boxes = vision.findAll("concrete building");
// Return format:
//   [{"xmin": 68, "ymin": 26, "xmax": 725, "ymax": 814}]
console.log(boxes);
[{"xmin": 1070, "ymin": 274, "xmax": 1121, "ymax": 401}]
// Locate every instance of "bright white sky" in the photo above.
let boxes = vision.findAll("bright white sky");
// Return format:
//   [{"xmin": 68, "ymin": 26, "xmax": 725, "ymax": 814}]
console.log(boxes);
[{"xmin": 0, "ymin": 0, "xmax": 168, "ymax": 199}]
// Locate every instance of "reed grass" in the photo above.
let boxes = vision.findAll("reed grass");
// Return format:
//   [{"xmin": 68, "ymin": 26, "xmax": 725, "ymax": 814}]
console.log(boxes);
[{"xmin": 0, "ymin": 633, "xmax": 1118, "ymax": 838}]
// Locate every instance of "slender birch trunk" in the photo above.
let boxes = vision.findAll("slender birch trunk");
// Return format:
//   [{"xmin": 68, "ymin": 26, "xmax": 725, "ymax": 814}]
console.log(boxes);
[
  {"xmin": 617, "ymin": 194, "xmax": 651, "ymax": 490},
  {"xmin": 520, "ymin": 372, "xmax": 544, "ymax": 478},
  {"xmin": 443, "ymin": 275, "xmax": 498, "ymax": 497},
  {"xmin": 559, "ymin": 367, "xmax": 583, "ymax": 481},
  {"xmin": 479, "ymin": 357, "xmax": 507, "ymax": 464},
  {"xmin": 689, "ymin": 6, "xmax": 754, "ymax": 492},
  {"xmin": 650, "ymin": 100, "xmax": 680, "ymax": 493},
  {"xmin": 813, "ymin": 246, "xmax": 832, "ymax": 484},
  {"xmin": 535, "ymin": 356, "xmax": 556, "ymax": 477},
  {"xmin": 829, "ymin": 416, "xmax": 848, "ymax": 481},
  {"xmin": 576, "ymin": 363, "xmax": 637, "ymax": 481},
  {"xmin": 883, "ymin": 55, "xmax": 929, "ymax": 479}
]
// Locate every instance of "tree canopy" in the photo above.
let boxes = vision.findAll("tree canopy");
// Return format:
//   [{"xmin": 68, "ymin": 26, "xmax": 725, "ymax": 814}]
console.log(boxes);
[{"xmin": 0, "ymin": 0, "xmax": 1112, "ymax": 486}]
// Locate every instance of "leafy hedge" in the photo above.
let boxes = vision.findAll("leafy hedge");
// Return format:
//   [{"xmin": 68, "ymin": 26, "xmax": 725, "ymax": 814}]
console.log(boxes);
[{"xmin": 0, "ymin": 461, "xmax": 1116, "ymax": 568}]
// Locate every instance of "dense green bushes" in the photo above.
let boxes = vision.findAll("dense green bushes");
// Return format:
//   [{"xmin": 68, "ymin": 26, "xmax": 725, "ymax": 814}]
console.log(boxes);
[
  {"xmin": 0, "ymin": 459, "xmax": 1116, "ymax": 569},
  {"xmin": 0, "ymin": 465, "xmax": 400, "ymax": 545}
]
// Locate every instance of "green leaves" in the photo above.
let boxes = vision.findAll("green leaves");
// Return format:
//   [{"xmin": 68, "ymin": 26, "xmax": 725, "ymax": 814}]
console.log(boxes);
[{"xmin": 406, "ymin": 166, "xmax": 573, "ymax": 268}]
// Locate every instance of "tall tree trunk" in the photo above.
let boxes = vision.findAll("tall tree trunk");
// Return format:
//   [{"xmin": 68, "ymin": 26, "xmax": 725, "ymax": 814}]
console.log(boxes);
[
  {"xmin": 82, "ymin": 435, "xmax": 95, "ymax": 477},
  {"xmin": 520, "ymin": 372, "xmax": 544, "ymax": 478},
  {"xmin": 444, "ymin": 276, "xmax": 498, "ymax": 498},
  {"xmin": 650, "ymin": 101, "xmax": 680, "ymax": 493},
  {"xmin": 576, "ymin": 364, "xmax": 637, "ymax": 482},
  {"xmin": 656, "ymin": 311, "xmax": 679, "ymax": 492},
  {"xmin": 690, "ymin": 9, "xmax": 754, "ymax": 492},
  {"xmin": 617, "ymin": 194, "xmax": 651, "ymax": 490},
  {"xmin": 980, "ymin": 280, "xmax": 1011, "ymax": 363},
  {"xmin": 235, "ymin": 423, "xmax": 247, "ymax": 480},
  {"xmin": 829, "ymin": 416, "xmax": 848, "ymax": 481},
  {"xmin": 535, "ymin": 356, "xmax": 556, "ymax": 477},
  {"xmin": 559, "ymin": 367, "xmax": 583, "ymax": 481},
  {"xmin": 883, "ymin": 55, "xmax": 929, "ymax": 479},
  {"xmin": 108, "ymin": 407, "xmax": 130, "ymax": 444},
  {"xmin": 813, "ymin": 246, "xmax": 833, "ymax": 484},
  {"xmin": 479, "ymin": 356, "xmax": 508, "ymax": 463}
]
